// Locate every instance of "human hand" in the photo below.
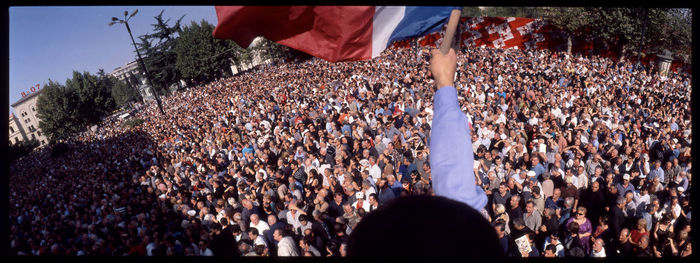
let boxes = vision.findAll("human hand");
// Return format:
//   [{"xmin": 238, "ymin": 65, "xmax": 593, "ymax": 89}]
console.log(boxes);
[{"xmin": 430, "ymin": 48, "xmax": 457, "ymax": 90}]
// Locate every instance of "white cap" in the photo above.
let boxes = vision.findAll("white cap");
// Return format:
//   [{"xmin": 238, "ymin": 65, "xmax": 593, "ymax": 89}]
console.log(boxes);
[
  {"xmin": 356, "ymin": 192, "xmax": 364, "ymax": 199},
  {"xmin": 527, "ymin": 171, "xmax": 536, "ymax": 177},
  {"xmin": 678, "ymin": 187, "xmax": 685, "ymax": 192},
  {"xmin": 623, "ymin": 174, "xmax": 630, "ymax": 181},
  {"xmin": 187, "ymin": 210, "xmax": 196, "ymax": 217}
]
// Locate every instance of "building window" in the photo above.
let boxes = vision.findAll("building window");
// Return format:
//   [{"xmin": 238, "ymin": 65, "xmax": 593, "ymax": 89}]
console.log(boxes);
[
  {"xmin": 31, "ymin": 134, "xmax": 36, "ymax": 140},
  {"xmin": 15, "ymin": 138, "xmax": 19, "ymax": 144},
  {"xmin": 37, "ymin": 131, "xmax": 42, "ymax": 136},
  {"xmin": 25, "ymin": 118, "xmax": 30, "ymax": 123},
  {"xmin": 29, "ymin": 125, "xmax": 35, "ymax": 132},
  {"xmin": 41, "ymin": 140, "xmax": 45, "ymax": 145},
  {"xmin": 32, "ymin": 106, "xmax": 36, "ymax": 112},
  {"xmin": 10, "ymin": 126, "xmax": 14, "ymax": 133}
]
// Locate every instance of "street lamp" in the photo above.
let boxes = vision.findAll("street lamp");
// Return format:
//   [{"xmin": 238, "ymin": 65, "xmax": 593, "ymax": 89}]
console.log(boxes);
[{"xmin": 109, "ymin": 9, "xmax": 166, "ymax": 115}]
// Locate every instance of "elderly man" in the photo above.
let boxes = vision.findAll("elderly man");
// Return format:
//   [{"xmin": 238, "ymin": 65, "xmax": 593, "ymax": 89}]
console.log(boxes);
[
  {"xmin": 273, "ymin": 229, "xmax": 299, "ymax": 257},
  {"xmin": 249, "ymin": 213, "xmax": 270, "ymax": 234},
  {"xmin": 590, "ymin": 238, "xmax": 606, "ymax": 257}
]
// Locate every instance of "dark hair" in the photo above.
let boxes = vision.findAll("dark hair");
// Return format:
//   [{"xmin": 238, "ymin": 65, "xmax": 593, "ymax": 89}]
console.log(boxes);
[
  {"xmin": 545, "ymin": 244, "xmax": 557, "ymax": 253},
  {"xmin": 347, "ymin": 195, "xmax": 504, "ymax": 258},
  {"xmin": 568, "ymin": 221, "xmax": 580, "ymax": 234},
  {"xmin": 494, "ymin": 222, "xmax": 506, "ymax": 232},
  {"xmin": 248, "ymin": 227, "xmax": 259, "ymax": 236}
]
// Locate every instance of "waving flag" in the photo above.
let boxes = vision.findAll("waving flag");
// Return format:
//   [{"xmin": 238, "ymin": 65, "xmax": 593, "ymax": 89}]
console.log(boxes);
[{"xmin": 213, "ymin": 6, "xmax": 458, "ymax": 62}]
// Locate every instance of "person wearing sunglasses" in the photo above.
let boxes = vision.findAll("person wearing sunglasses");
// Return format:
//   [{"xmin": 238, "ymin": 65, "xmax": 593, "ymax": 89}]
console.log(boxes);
[{"xmin": 566, "ymin": 206, "xmax": 592, "ymax": 254}]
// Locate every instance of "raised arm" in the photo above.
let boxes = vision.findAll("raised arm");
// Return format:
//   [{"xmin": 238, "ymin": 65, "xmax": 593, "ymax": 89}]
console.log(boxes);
[{"xmin": 428, "ymin": 48, "xmax": 487, "ymax": 211}]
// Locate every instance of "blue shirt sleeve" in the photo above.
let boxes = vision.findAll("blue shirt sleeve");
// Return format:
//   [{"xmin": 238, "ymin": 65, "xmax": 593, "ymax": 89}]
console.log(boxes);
[{"xmin": 429, "ymin": 86, "xmax": 488, "ymax": 211}]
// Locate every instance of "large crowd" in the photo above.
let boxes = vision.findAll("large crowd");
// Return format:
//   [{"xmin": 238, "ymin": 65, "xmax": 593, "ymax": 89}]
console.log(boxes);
[{"xmin": 9, "ymin": 43, "xmax": 692, "ymax": 258}]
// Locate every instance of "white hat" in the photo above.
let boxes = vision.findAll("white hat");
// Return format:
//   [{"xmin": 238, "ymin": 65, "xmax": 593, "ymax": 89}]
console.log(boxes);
[
  {"xmin": 673, "ymin": 138, "xmax": 678, "ymax": 144},
  {"xmin": 356, "ymin": 192, "xmax": 364, "ymax": 199},
  {"xmin": 500, "ymin": 134, "xmax": 507, "ymax": 140},
  {"xmin": 677, "ymin": 187, "xmax": 685, "ymax": 192},
  {"xmin": 639, "ymin": 174, "xmax": 647, "ymax": 179},
  {"xmin": 187, "ymin": 210, "xmax": 196, "ymax": 217},
  {"xmin": 623, "ymin": 174, "xmax": 630, "ymax": 181},
  {"xmin": 527, "ymin": 171, "xmax": 536, "ymax": 177}
]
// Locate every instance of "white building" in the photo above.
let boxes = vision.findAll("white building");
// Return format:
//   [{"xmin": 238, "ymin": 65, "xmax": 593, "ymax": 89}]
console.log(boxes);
[
  {"xmin": 109, "ymin": 60, "xmax": 154, "ymax": 101},
  {"xmin": 10, "ymin": 89, "xmax": 48, "ymax": 146}
]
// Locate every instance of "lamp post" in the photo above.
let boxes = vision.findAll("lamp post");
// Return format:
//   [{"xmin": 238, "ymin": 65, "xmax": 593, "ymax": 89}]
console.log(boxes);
[{"xmin": 109, "ymin": 9, "xmax": 165, "ymax": 115}]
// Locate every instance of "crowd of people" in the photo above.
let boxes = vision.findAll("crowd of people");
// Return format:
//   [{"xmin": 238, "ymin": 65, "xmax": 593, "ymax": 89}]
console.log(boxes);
[{"xmin": 9, "ymin": 42, "xmax": 692, "ymax": 258}]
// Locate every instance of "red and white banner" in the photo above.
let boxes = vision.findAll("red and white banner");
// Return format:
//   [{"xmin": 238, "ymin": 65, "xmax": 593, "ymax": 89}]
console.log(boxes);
[{"xmin": 392, "ymin": 17, "xmax": 690, "ymax": 74}]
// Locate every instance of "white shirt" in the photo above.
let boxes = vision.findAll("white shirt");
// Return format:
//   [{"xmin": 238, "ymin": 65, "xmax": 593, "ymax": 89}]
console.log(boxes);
[
  {"xmin": 590, "ymin": 247, "xmax": 606, "ymax": 257},
  {"xmin": 250, "ymin": 220, "xmax": 270, "ymax": 234},
  {"xmin": 369, "ymin": 164, "xmax": 382, "ymax": 182},
  {"xmin": 253, "ymin": 235, "xmax": 267, "ymax": 247},
  {"xmin": 286, "ymin": 210, "xmax": 302, "ymax": 230},
  {"xmin": 277, "ymin": 236, "xmax": 299, "ymax": 257},
  {"xmin": 352, "ymin": 199, "xmax": 371, "ymax": 212}
]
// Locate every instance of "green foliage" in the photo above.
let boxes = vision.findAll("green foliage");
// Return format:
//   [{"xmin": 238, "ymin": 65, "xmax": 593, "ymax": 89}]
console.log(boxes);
[
  {"xmin": 111, "ymin": 74, "xmax": 141, "ymax": 106},
  {"xmin": 36, "ymin": 71, "xmax": 118, "ymax": 143},
  {"xmin": 175, "ymin": 20, "xmax": 242, "ymax": 83},
  {"xmin": 482, "ymin": 6, "xmax": 539, "ymax": 18},
  {"xmin": 8, "ymin": 138, "xmax": 40, "ymax": 162},
  {"xmin": 137, "ymin": 10, "xmax": 185, "ymax": 95},
  {"xmin": 36, "ymin": 80, "xmax": 84, "ymax": 142},
  {"xmin": 462, "ymin": 7, "xmax": 483, "ymax": 17},
  {"xmin": 122, "ymin": 118, "xmax": 144, "ymax": 128}
]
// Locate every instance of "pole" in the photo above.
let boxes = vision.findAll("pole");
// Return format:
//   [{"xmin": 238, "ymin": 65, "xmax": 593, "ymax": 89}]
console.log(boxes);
[
  {"xmin": 125, "ymin": 21, "xmax": 166, "ymax": 115},
  {"xmin": 439, "ymin": 9, "xmax": 462, "ymax": 55}
]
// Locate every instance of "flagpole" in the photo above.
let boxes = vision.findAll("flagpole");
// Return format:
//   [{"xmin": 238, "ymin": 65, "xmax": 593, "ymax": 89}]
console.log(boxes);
[{"xmin": 439, "ymin": 9, "xmax": 462, "ymax": 54}]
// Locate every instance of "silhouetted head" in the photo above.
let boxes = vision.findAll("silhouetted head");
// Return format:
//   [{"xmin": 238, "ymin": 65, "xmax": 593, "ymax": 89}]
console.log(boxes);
[{"xmin": 347, "ymin": 195, "xmax": 504, "ymax": 258}]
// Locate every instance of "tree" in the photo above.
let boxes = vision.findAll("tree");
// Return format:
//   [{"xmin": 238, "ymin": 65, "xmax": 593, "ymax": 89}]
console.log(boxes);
[
  {"xmin": 540, "ymin": 7, "xmax": 591, "ymax": 54},
  {"xmin": 137, "ymin": 10, "xmax": 185, "ymax": 94},
  {"xmin": 111, "ymin": 74, "xmax": 141, "ymax": 107},
  {"xmin": 8, "ymin": 138, "xmax": 40, "ymax": 162},
  {"xmin": 66, "ymin": 70, "xmax": 116, "ymax": 124},
  {"xmin": 36, "ymin": 80, "xmax": 83, "ymax": 142},
  {"xmin": 644, "ymin": 8, "xmax": 691, "ymax": 63},
  {"xmin": 37, "ymin": 71, "xmax": 118, "ymax": 143},
  {"xmin": 175, "ymin": 20, "xmax": 242, "ymax": 84},
  {"xmin": 462, "ymin": 6, "xmax": 483, "ymax": 17}
]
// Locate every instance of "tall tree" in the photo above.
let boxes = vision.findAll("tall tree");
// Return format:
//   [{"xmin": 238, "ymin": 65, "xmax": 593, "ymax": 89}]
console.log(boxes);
[
  {"xmin": 175, "ymin": 20, "xmax": 243, "ymax": 84},
  {"xmin": 540, "ymin": 7, "xmax": 591, "ymax": 54},
  {"xmin": 36, "ymin": 80, "xmax": 83, "ymax": 142},
  {"xmin": 137, "ymin": 10, "xmax": 185, "ymax": 94},
  {"xmin": 8, "ymin": 138, "xmax": 40, "ymax": 162},
  {"xmin": 111, "ymin": 74, "xmax": 141, "ymax": 107}
]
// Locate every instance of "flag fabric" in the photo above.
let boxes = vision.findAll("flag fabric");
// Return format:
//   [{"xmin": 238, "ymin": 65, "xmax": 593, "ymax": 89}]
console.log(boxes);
[{"xmin": 213, "ymin": 6, "xmax": 458, "ymax": 62}]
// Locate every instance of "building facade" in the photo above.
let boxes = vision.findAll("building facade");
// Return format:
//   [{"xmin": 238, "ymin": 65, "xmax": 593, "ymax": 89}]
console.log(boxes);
[
  {"xmin": 10, "ymin": 89, "xmax": 48, "ymax": 146},
  {"xmin": 109, "ymin": 60, "xmax": 154, "ymax": 101},
  {"xmin": 9, "ymin": 113, "xmax": 28, "ymax": 145}
]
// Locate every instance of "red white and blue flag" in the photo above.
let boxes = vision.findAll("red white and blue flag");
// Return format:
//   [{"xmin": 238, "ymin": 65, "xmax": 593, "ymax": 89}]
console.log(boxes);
[{"xmin": 213, "ymin": 6, "xmax": 458, "ymax": 62}]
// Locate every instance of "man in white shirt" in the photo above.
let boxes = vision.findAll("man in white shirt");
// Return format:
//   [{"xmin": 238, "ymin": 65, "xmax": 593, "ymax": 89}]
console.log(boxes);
[
  {"xmin": 273, "ymin": 228, "xmax": 299, "ymax": 257},
  {"xmin": 590, "ymin": 238, "xmax": 606, "ymax": 257},
  {"xmin": 248, "ymin": 228, "xmax": 267, "ymax": 248},
  {"xmin": 368, "ymin": 156, "xmax": 382, "ymax": 182},
  {"xmin": 249, "ymin": 213, "xmax": 270, "ymax": 234},
  {"xmin": 352, "ymin": 191, "xmax": 371, "ymax": 212}
]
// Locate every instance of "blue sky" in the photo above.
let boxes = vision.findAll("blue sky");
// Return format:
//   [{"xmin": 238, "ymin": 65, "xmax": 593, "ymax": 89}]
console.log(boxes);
[{"xmin": 9, "ymin": 6, "xmax": 219, "ymax": 113}]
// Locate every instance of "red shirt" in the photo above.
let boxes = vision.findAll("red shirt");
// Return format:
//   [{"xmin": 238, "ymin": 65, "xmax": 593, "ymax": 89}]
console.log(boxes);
[{"xmin": 630, "ymin": 229, "xmax": 648, "ymax": 244}]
